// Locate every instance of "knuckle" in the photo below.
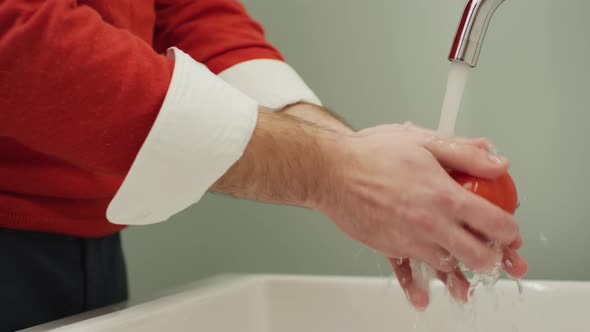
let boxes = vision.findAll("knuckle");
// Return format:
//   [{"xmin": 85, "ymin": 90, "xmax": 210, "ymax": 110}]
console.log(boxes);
[
  {"xmin": 506, "ymin": 217, "xmax": 520, "ymax": 234},
  {"xmin": 444, "ymin": 228, "xmax": 462, "ymax": 253},
  {"xmin": 394, "ymin": 205, "xmax": 411, "ymax": 224},
  {"xmin": 437, "ymin": 262, "xmax": 454, "ymax": 273},
  {"xmin": 502, "ymin": 227, "xmax": 520, "ymax": 245},
  {"xmin": 463, "ymin": 145, "xmax": 486, "ymax": 164},
  {"xmin": 449, "ymin": 190, "xmax": 467, "ymax": 214},
  {"xmin": 466, "ymin": 248, "xmax": 496, "ymax": 272},
  {"xmin": 476, "ymin": 137, "xmax": 492, "ymax": 149},
  {"xmin": 411, "ymin": 212, "xmax": 436, "ymax": 233},
  {"xmin": 489, "ymin": 214, "xmax": 518, "ymax": 242},
  {"xmin": 457, "ymin": 143, "xmax": 486, "ymax": 163},
  {"xmin": 433, "ymin": 189, "xmax": 458, "ymax": 210},
  {"xmin": 436, "ymin": 253, "xmax": 456, "ymax": 272}
]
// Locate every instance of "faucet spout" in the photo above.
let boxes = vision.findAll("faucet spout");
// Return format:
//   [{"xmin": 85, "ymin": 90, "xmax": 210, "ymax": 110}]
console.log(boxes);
[{"xmin": 449, "ymin": 0, "xmax": 506, "ymax": 67}]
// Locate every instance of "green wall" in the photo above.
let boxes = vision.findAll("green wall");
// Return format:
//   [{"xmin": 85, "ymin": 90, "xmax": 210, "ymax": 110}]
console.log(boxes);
[{"xmin": 123, "ymin": 0, "xmax": 590, "ymax": 299}]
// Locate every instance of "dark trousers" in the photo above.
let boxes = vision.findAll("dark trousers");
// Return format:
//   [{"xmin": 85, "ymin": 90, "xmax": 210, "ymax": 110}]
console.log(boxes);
[{"xmin": 0, "ymin": 228, "xmax": 128, "ymax": 332}]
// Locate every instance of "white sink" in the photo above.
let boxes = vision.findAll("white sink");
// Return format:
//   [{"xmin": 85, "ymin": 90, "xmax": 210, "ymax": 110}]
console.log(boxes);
[{"xmin": 23, "ymin": 275, "xmax": 590, "ymax": 332}]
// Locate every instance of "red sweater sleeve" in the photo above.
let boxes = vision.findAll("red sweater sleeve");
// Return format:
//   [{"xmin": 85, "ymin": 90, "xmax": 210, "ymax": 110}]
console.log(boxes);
[
  {"xmin": 154, "ymin": 0, "xmax": 283, "ymax": 74},
  {"xmin": 0, "ymin": 0, "xmax": 173, "ymax": 175}
]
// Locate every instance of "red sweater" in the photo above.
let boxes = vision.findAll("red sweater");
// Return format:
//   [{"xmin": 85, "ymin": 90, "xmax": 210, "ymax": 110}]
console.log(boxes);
[{"xmin": 0, "ymin": 0, "xmax": 283, "ymax": 237}]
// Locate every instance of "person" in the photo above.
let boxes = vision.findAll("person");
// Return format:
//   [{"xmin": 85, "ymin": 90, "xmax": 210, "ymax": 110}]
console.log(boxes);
[{"xmin": 0, "ymin": 0, "xmax": 527, "ymax": 330}]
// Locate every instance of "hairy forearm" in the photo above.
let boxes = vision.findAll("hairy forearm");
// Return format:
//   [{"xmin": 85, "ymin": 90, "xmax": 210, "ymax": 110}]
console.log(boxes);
[
  {"xmin": 280, "ymin": 103, "xmax": 353, "ymax": 134},
  {"xmin": 210, "ymin": 108, "xmax": 340, "ymax": 207}
]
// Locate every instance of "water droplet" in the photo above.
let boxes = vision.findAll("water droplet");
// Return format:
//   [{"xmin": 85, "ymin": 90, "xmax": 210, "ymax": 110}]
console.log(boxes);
[
  {"xmin": 488, "ymin": 144, "xmax": 499, "ymax": 155},
  {"xmin": 410, "ymin": 259, "xmax": 435, "ymax": 291},
  {"xmin": 462, "ymin": 182, "xmax": 474, "ymax": 190},
  {"xmin": 539, "ymin": 232, "xmax": 549, "ymax": 245},
  {"xmin": 516, "ymin": 279, "xmax": 524, "ymax": 296}
]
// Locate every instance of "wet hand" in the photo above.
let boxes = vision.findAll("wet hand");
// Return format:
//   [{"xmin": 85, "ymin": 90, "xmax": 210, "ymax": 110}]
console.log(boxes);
[
  {"xmin": 389, "ymin": 237, "xmax": 528, "ymax": 310},
  {"xmin": 314, "ymin": 122, "xmax": 522, "ymax": 276}
]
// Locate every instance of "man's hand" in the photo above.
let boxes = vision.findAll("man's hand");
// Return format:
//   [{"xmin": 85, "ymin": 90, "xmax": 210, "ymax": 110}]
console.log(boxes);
[
  {"xmin": 212, "ymin": 112, "xmax": 526, "ymax": 308},
  {"xmin": 389, "ymin": 236, "xmax": 528, "ymax": 309},
  {"xmin": 313, "ymin": 123, "xmax": 520, "ymax": 271},
  {"xmin": 277, "ymin": 104, "xmax": 527, "ymax": 307}
]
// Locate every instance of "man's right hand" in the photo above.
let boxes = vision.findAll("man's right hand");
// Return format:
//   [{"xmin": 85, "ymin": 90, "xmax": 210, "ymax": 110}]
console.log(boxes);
[{"xmin": 311, "ymin": 122, "xmax": 523, "ymax": 276}]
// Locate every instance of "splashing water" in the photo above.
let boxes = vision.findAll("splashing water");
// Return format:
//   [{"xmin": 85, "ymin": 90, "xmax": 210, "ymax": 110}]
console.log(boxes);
[
  {"xmin": 539, "ymin": 232, "xmax": 549, "ymax": 245},
  {"xmin": 516, "ymin": 279, "xmax": 524, "ymax": 296},
  {"xmin": 466, "ymin": 241, "xmax": 505, "ymax": 291},
  {"xmin": 410, "ymin": 258, "xmax": 436, "ymax": 292},
  {"xmin": 408, "ymin": 60, "xmax": 520, "ymax": 308}
]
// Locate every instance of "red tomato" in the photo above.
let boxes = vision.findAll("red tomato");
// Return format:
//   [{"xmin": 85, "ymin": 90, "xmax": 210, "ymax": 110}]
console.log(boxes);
[{"xmin": 451, "ymin": 172, "xmax": 518, "ymax": 214}]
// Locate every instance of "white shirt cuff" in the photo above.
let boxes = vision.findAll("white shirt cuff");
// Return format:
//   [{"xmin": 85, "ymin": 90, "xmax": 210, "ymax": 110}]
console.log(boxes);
[
  {"xmin": 107, "ymin": 48, "xmax": 258, "ymax": 225},
  {"xmin": 218, "ymin": 59, "xmax": 322, "ymax": 110}
]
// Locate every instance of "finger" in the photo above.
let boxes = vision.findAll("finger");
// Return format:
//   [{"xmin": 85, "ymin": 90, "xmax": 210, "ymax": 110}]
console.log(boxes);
[
  {"xmin": 456, "ymin": 189, "xmax": 520, "ymax": 246},
  {"xmin": 502, "ymin": 247, "xmax": 528, "ymax": 279},
  {"xmin": 402, "ymin": 123, "xmax": 491, "ymax": 150},
  {"xmin": 442, "ymin": 225, "xmax": 502, "ymax": 272},
  {"xmin": 389, "ymin": 258, "xmax": 430, "ymax": 310},
  {"xmin": 389, "ymin": 257, "xmax": 412, "ymax": 288},
  {"xmin": 396, "ymin": 212, "xmax": 458, "ymax": 273},
  {"xmin": 400, "ymin": 241, "xmax": 457, "ymax": 273},
  {"xmin": 425, "ymin": 137, "xmax": 509, "ymax": 180},
  {"xmin": 435, "ymin": 136, "xmax": 492, "ymax": 150},
  {"xmin": 403, "ymin": 124, "xmax": 489, "ymax": 148},
  {"xmin": 437, "ymin": 268, "xmax": 470, "ymax": 304},
  {"xmin": 510, "ymin": 235, "xmax": 523, "ymax": 250},
  {"xmin": 463, "ymin": 137, "xmax": 493, "ymax": 150}
]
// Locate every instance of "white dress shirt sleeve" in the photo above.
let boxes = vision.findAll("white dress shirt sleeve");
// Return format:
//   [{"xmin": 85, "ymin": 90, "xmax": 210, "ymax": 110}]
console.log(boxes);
[
  {"xmin": 218, "ymin": 59, "xmax": 322, "ymax": 109},
  {"xmin": 107, "ymin": 50, "xmax": 322, "ymax": 226},
  {"xmin": 107, "ymin": 48, "xmax": 258, "ymax": 225}
]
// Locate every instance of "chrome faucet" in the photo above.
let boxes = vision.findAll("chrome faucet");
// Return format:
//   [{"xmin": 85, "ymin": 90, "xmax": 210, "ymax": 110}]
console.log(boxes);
[{"xmin": 449, "ymin": 0, "xmax": 507, "ymax": 67}]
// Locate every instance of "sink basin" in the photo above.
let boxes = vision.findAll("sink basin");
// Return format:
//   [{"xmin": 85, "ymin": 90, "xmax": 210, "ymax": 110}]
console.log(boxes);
[{"xmin": 23, "ymin": 275, "xmax": 590, "ymax": 332}]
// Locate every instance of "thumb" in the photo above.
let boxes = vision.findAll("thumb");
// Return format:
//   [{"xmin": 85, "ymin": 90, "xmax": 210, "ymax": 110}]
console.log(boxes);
[{"xmin": 425, "ymin": 137, "xmax": 510, "ymax": 179}]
